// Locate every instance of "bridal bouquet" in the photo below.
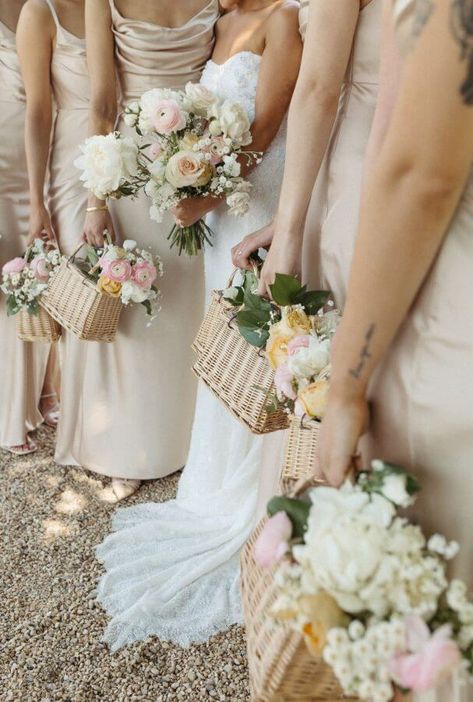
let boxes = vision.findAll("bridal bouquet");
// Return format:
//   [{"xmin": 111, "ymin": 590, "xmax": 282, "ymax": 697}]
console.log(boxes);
[
  {"xmin": 79, "ymin": 239, "xmax": 163, "ymax": 320},
  {"xmin": 255, "ymin": 462, "xmax": 473, "ymax": 701},
  {"xmin": 223, "ymin": 272, "xmax": 336, "ymax": 420},
  {"xmin": 1, "ymin": 239, "xmax": 61, "ymax": 316},
  {"xmin": 75, "ymin": 83, "xmax": 260, "ymax": 256}
]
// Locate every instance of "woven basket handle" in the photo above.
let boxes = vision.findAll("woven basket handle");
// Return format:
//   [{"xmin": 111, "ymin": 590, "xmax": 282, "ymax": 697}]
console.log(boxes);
[
  {"xmin": 68, "ymin": 242, "xmax": 86, "ymax": 262},
  {"xmin": 225, "ymin": 262, "xmax": 261, "ymax": 290}
]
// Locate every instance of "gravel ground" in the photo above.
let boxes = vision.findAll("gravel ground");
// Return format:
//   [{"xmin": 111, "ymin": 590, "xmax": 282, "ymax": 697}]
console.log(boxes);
[{"xmin": 0, "ymin": 425, "xmax": 250, "ymax": 702}]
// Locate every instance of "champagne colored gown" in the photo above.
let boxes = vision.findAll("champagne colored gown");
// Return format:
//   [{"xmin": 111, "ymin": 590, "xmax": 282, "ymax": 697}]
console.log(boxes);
[
  {"xmin": 0, "ymin": 19, "xmax": 49, "ymax": 447},
  {"xmin": 365, "ymin": 2, "xmax": 473, "ymax": 699},
  {"xmin": 55, "ymin": 0, "xmax": 219, "ymax": 479},
  {"xmin": 304, "ymin": 0, "xmax": 382, "ymax": 304}
]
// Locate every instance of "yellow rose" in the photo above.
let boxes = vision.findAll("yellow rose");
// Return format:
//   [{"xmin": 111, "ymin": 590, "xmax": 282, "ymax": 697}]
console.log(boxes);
[
  {"xmin": 279, "ymin": 307, "xmax": 312, "ymax": 337},
  {"xmin": 179, "ymin": 132, "xmax": 200, "ymax": 150},
  {"xmin": 97, "ymin": 276, "xmax": 122, "ymax": 298},
  {"xmin": 266, "ymin": 326, "xmax": 293, "ymax": 369},
  {"xmin": 298, "ymin": 593, "xmax": 349, "ymax": 656},
  {"xmin": 297, "ymin": 379, "xmax": 330, "ymax": 419}
]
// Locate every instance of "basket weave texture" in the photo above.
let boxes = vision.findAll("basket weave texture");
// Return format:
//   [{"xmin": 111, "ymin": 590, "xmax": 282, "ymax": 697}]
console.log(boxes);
[
  {"xmin": 16, "ymin": 306, "xmax": 61, "ymax": 342},
  {"xmin": 241, "ymin": 514, "xmax": 358, "ymax": 702},
  {"xmin": 40, "ymin": 256, "xmax": 122, "ymax": 342},
  {"xmin": 193, "ymin": 291, "xmax": 289, "ymax": 435},
  {"xmin": 280, "ymin": 415, "xmax": 320, "ymax": 493}
]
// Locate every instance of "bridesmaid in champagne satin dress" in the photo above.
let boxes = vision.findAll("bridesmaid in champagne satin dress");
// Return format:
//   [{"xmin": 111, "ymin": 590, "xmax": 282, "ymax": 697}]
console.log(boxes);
[
  {"xmin": 0, "ymin": 5, "xmax": 49, "ymax": 452},
  {"xmin": 65, "ymin": 0, "xmax": 219, "ymax": 496}
]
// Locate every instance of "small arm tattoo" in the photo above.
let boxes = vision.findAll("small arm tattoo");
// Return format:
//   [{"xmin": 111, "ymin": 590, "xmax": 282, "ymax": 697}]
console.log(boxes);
[
  {"xmin": 349, "ymin": 324, "xmax": 376, "ymax": 380},
  {"xmin": 450, "ymin": 0, "xmax": 473, "ymax": 105}
]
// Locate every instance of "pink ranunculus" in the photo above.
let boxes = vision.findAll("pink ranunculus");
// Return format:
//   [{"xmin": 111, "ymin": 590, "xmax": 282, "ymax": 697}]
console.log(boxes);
[
  {"xmin": 152, "ymin": 99, "xmax": 186, "ymax": 135},
  {"xmin": 390, "ymin": 616, "xmax": 461, "ymax": 693},
  {"xmin": 287, "ymin": 335, "xmax": 310, "ymax": 356},
  {"xmin": 131, "ymin": 261, "xmax": 157, "ymax": 289},
  {"xmin": 2, "ymin": 257, "xmax": 26, "ymax": 275},
  {"xmin": 149, "ymin": 143, "xmax": 164, "ymax": 160},
  {"xmin": 254, "ymin": 512, "xmax": 292, "ymax": 569},
  {"xmin": 203, "ymin": 135, "xmax": 227, "ymax": 165},
  {"xmin": 30, "ymin": 256, "xmax": 50, "ymax": 282},
  {"xmin": 274, "ymin": 362, "xmax": 297, "ymax": 400},
  {"xmin": 105, "ymin": 259, "xmax": 132, "ymax": 283}
]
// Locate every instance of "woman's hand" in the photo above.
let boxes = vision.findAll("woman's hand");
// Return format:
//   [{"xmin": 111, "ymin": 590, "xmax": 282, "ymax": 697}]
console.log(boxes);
[
  {"xmin": 171, "ymin": 196, "xmax": 219, "ymax": 228},
  {"xmin": 316, "ymin": 387, "xmax": 369, "ymax": 487},
  {"xmin": 231, "ymin": 221, "xmax": 275, "ymax": 271},
  {"xmin": 257, "ymin": 231, "xmax": 302, "ymax": 297},
  {"xmin": 27, "ymin": 203, "xmax": 57, "ymax": 247},
  {"xmin": 83, "ymin": 209, "xmax": 116, "ymax": 247}
]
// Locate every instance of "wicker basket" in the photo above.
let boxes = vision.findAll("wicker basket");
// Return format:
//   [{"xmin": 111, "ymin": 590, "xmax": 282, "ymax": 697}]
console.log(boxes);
[
  {"xmin": 40, "ymin": 245, "xmax": 123, "ymax": 342},
  {"xmin": 16, "ymin": 306, "xmax": 62, "ymax": 342},
  {"xmin": 241, "ymin": 483, "xmax": 358, "ymax": 702},
  {"xmin": 280, "ymin": 415, "xmax": 320, "ymax": 493},
  {"xmin": 192, "ymin": 289, "xmax": 289, "ymax": 435}
]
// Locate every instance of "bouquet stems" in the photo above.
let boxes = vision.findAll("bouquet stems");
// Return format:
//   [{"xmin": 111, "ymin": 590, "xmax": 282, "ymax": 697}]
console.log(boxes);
[{"xmin": 167, "ymin": 218, "xmax": 214, "ymax": 257}]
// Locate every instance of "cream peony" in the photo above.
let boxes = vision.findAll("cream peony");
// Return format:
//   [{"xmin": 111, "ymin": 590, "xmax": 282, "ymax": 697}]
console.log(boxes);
[
  {"xmin": 74, "ymin": 133, "xmax": 139, "ymax": 200},
  {"xmin": 287, "ymin": 335, "xmax": 331, "ymax": 380},
  {"xmin": 210, "ymin": 100, "xmax": 252, "ymax": 145},
  {"xmin": 165, "ymin": 151, "xmax": 212, "ymax": 188}
]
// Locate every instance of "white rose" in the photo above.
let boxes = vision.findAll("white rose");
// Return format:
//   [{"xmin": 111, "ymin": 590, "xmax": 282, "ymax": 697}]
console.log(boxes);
[
  {"xmin": 121, "ymin": 280, "xmax": 148, "ymax": 304},
  {"xmin": 381, "ymin": 473, "xmax": 414, "ymax": 508},
  {"xmin": 210, "ymin": 100, "xmax": 252, "ymax": 145},
  {"xmin": 287, "ymin": 336, "xmax": 331, "ymax": 379},
  {"xmin": 226, "ymin": 190, "xmax": 250, "ymax": 216},
  {"xmin": 185, "ymin": 82, "xmax": 218, "ymax": 114},
  {"xmin": 74, "ymin": 133, "xmax": 139, "ymax": 200}
]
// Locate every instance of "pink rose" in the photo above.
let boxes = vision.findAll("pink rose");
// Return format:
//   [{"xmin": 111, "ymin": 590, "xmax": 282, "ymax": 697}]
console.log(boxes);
[
  {"xmin": 131, "ymin": 261, "xmax": 157, "ymax": 289},
  {"xmin": 103, "ymin": 258, "xmax": 132, "ymax": 283},
  {"xmin": 390, "ymin": 616, "xmax": 461, "ymax": 693},
  {"xmin": 274, "ymin": 362, "xmax": 297, "ymax": 400},
  {"xmin": 30, "ymin": 257, "xmax": 50, "ymax": 282},
  {"xmin": 149, "ymin": 143, "xmax": 164, "ymax": 160},
  {"xmin": 287, "ymin": 335, "xmax": 310, "ymax": 356},
  {"xmin": 254, "ymin": 512, "xmax": 292, "ymax": 569},
  {"xmin": 152, "ymin": 99, "xmax": 186, "ymax": 135},
  {"xmin": 2, "ymin": 257, "xmax": 26, "ymax": 275}
]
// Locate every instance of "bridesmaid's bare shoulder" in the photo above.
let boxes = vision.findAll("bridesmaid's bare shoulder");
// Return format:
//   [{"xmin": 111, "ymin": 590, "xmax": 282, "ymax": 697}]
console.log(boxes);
[
  {"xmin": 19, "ymin": 0, "xmax": 56, "ymax": 36},
  {"xmin": 265, "ymin": 0, "xmax": 302, "ymax": 42}
]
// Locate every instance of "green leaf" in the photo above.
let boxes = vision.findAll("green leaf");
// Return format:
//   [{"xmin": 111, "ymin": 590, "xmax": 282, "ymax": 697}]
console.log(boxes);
[
  {"xmin": 269, "ymin": 273, "xmax": 303, "ymax": 306},
  {"xmin": 236, "ymin": 309, "xmax": 270, "ymax": 348},
  {"xmin": 222, "ymin": 286, "xmax": 244, "ymax": 306},
  {"xmin": 6, "ymin": 296, "xmax": 20, "ymax": 317},
  {"xmin": 294, "ymin": 290, "xmax": 331, "ymax": 315},
  {"xmin": 267, "ymin": 496, "xmax": 310, "ymax": 539}
]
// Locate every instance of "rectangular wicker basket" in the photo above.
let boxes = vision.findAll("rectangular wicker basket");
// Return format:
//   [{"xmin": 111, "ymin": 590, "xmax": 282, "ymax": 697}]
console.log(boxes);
[
  {"xmin": 40, "ymin": 247, "xmax": 123, "ymax": 343},
  {"xmin": 16, "ymin": 306, "xmax": 62, "ymax": 343},
  {"xmin": 280, "ymin": 415, "xmax": 320, "ymax": 493},
  {"xmin": 192, "ymin": 289, "xmax": 289, "ymax": 435},
  {"xmin": 241, "ymin": 512, "xmax": 358, "ymax": 702}
]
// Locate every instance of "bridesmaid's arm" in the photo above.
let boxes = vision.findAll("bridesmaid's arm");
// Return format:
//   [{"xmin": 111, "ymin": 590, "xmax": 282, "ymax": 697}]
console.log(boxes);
[
  {"xmin": 83, "ymin": 0, "xmax": 118, "ymax": 246},
  {"xmin": 319, "ymin": 0, "xmax": 473, "ymax": 487},
  {"xmin": 17, "ymin": 0, "xmax": 56, "ymax": 245},
  {"xmin": 172, "ymin": 1, "xmax": 302, "ymax": 228},
  {"xmin": 255, "ymin": 0, "xmax": 362, "ymax": 293}
]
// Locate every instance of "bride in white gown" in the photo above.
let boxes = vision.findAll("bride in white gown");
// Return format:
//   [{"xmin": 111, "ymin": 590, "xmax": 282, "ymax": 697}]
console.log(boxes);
[{"xmin": 96, "ymin": 0, "xmax": 302, "ymax": 650}]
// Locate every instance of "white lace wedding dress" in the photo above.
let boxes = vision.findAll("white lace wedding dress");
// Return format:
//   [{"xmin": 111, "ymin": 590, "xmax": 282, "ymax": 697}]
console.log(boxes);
[{"xmin": 96, "ymin": 51, "xmax": 287, "ymax": 650}]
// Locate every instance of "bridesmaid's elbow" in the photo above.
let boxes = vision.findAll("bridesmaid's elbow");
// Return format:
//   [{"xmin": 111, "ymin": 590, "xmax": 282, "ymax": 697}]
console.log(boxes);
[{"xmin": 293, "ymin": 77, "xmax": 341, "ymax": 115}]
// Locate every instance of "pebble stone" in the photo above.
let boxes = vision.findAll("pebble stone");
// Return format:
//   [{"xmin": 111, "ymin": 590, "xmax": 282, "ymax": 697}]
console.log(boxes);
[{"xmin": 0, "ymin": 426, "xmax": 250, "ymax": 701}]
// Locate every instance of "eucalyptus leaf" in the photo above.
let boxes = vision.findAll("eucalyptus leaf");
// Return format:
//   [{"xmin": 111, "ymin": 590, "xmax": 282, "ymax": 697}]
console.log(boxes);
[{"xmin": 6, "ymin": 296, "xmax": 20, "ymax": 317}]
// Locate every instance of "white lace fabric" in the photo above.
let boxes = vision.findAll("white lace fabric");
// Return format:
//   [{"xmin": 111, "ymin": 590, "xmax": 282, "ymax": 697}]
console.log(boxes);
[{"xmin": 96, "ymin": 51, "xmax": 287, "ymax": 650}]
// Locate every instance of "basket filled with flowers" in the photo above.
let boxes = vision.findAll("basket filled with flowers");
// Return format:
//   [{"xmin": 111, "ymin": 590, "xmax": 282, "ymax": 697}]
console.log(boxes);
[
  {"xmin": 242, "ymin": 460, "xmax": 472, "ymax": 702},
  {"xmin": 1, "ymin": 239, "xmax": 62, "ymax": 342},
  {"xmin": 40, "ymin": 238, "xmax": 163, "ymax": 342}
]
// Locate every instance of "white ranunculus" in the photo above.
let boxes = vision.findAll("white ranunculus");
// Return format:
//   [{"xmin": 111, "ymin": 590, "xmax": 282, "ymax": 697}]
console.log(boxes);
[
  {"xmin": 287, "ymin": 336, "xmax": 331, "ymax": 380},
  {"xmin": 185, "ymin": 82, "xmax": 218, "ymax": 114},
  {"xmin": 380, "ymin": 473, "xmax": 414, "ymax": 508},
  {"xmin": 210, "ymin": 100, "xmax": 252, "ymax": 145},
  {"xmin": 74, "ymin": 133, "xmax": 138, "ymax": 200},
  {"xmin": 123, "ymin": 239, "xmax": 137, "ymax": 251},
  {"xmin": 226, "ymin": 190, "xmax": 250, "ymax": 216},
  {"xmin": 121, "ymin": 280, "xmax": 148, "ymax": 304}
]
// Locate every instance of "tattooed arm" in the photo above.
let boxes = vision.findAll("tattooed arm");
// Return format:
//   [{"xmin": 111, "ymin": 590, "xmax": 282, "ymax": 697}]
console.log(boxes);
[{"xmin": 318, "ymin": 0, "xmax": 473, "ymax": 486}]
